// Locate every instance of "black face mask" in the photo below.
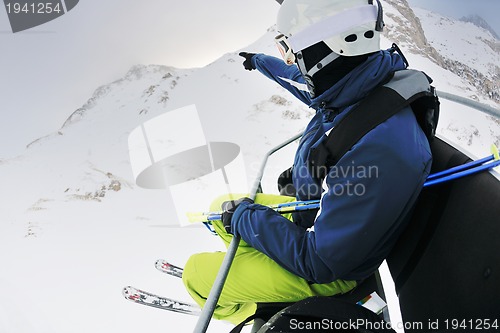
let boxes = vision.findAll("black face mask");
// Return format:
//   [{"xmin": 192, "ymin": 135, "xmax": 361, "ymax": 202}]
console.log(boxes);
[{"xmin": 300, "ymin": 42, "xmax": 370, "ymax": 97}]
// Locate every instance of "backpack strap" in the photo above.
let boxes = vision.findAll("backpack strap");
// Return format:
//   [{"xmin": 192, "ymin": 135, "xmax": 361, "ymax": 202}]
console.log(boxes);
[{"xmin": 309, "ymin": 70, "xmax": 439, "ymax": 180}]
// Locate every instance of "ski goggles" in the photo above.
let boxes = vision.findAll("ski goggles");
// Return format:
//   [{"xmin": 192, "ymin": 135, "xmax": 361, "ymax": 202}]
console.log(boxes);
[{"xmin": 275, "ymin": 34, "xmax": 296, "ymax": 65}]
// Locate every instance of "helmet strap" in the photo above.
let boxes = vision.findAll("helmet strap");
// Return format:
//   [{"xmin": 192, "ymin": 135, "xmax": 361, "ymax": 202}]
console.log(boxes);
[{"xmin": 369, "ymin": 0, "xmax": 385, "ymax": 31}]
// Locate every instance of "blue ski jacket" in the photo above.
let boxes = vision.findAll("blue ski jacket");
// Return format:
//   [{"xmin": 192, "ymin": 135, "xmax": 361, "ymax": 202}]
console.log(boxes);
[{"xmin": 231, "ymin": 50, "xmax": 432, "ymax": 283}]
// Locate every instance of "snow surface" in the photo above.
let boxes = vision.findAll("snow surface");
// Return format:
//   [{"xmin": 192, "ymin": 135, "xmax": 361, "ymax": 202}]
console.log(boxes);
[
  {"xmin": 0, "ymin": 3, "xmax": 499, "ymax": 333},
  {"xmin": 413, "ymin": 7, "xmax": 499, "ymax": 77}
]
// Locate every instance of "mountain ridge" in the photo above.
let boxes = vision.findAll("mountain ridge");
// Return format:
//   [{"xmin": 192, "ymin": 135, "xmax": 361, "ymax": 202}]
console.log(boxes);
[{"xmin": 460, "ymin": 14, "xmax": 499, "ymax": 40}]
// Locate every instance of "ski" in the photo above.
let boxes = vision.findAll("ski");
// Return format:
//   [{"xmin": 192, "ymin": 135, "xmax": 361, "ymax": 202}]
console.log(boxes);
[
  {"xmin": 122, "ymin": 286, "xmax": 201, "ymax": 316},
  {"xmin": 155, "ymin": 259, "xmax": 183, "ymax": 278}
]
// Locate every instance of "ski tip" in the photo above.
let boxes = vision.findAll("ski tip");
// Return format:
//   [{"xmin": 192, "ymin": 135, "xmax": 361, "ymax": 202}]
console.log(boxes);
[
  {"xmin": 155, "ymin": 259, "xmax": 166, "ymax": 269},
  {"xmin": 122, "ymin": 286, "xmax": 147, "ymax": 303},
  {"xmin": 121, "ymin": 285, "xmax": 201, "ymax": 315},
  {"xmin": 155, "ymin": 259, "xmax": 183, "ymax": 278},
  {"xmin": 122, "ymin": 286, "xmax": 135, "ymax": 299}
]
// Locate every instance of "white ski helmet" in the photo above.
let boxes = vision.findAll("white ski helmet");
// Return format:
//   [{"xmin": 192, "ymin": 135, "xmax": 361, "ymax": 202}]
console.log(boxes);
[{"xmin": 277, "ymin": 0, "xmax": 384, "ymax": 57}]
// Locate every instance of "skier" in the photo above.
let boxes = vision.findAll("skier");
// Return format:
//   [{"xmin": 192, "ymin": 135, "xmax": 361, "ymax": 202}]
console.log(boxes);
[{"xmin": 182, "ymin": 0, "xmax": 433, "ymax": 325}]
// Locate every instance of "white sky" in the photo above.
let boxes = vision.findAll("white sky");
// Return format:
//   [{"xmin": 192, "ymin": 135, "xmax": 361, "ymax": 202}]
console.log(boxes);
[
  {"xmin": 0, "ymin": 0, "xmax": 498, "ymax": 159},
  {"xmin": 0, "ymin": 0, "xmax": 278, "ymax": 158}
]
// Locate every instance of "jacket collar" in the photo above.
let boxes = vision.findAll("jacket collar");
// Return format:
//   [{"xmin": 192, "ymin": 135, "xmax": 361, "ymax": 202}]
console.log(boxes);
[{"xmin": 309, "ymin": 50, "xmax": 407, "ymax": 111}]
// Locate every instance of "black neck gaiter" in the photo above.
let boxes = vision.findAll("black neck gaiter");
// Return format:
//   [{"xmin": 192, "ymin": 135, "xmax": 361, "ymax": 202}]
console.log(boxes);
[{"xmin": 300, "ymin": 42, "xmax": 370, "ymax": 96}]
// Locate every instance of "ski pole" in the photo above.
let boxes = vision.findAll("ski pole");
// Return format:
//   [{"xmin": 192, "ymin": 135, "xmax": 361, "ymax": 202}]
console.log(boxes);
[
  {"xmin": 424, "ymin": 144, "xmax": 499, "ymax": 186},
  {"xmin": 426, "ymin": 144, "xmax": 499, "ymax": 181},
  {"xmin": 195, "ymin": 201, "xmax": 321, "ymax": 222},
  {"xmin": 189, "ymin": 150, "xmax": 500, "ymax": 223},
  {"xmin": 423, "ymin": 157, "xmax": 500, "ymax": 187},
  {"xmin": 187, "ymin": 199, "xmax": 321, "ymax": 223},
  {"xmin": 426, "ymin": 155, "xmax": 493, "ymax": 181}
]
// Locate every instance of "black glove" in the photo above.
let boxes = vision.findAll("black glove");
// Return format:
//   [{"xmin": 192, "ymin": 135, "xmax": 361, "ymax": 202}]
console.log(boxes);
[
  {"xmin": 238, "ymin": 52, "xmax": 257, "ymax": 71},
  {"xmin": 221, "ymin": 197, "xmax": 254, "ymax": 234}
]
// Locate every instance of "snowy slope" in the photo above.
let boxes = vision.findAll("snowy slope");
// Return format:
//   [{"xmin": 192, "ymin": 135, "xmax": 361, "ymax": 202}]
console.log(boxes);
[
  {"xmin": 414, "ymin": 8, "xmax": 498, "ymax": 76},
  {"xmin": 383, "ymin": 0, "xmax": 499, "ymax": 105},
  {"xmin": 0, "ymin": 2, "xmax": 499, "ymax": 333}
]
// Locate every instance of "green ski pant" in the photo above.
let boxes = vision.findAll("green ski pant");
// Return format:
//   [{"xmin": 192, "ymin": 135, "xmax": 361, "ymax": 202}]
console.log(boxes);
[{"xmin": 182, "ymin": 193, "xmax": 357, "ymax": 325}]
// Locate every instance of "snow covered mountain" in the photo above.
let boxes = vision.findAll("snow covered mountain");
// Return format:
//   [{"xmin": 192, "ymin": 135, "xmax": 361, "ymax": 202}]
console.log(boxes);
[
  {"xmin": 385, "ymin": 0, "xmax": 499, "ymax": 104},
  {"xmin": 460, "ymin": 14, "xmax": 499, "ymax": 40},
  {"xmin": 0, "ymin": 2, "xmax": 499, "ymax": 333}
]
